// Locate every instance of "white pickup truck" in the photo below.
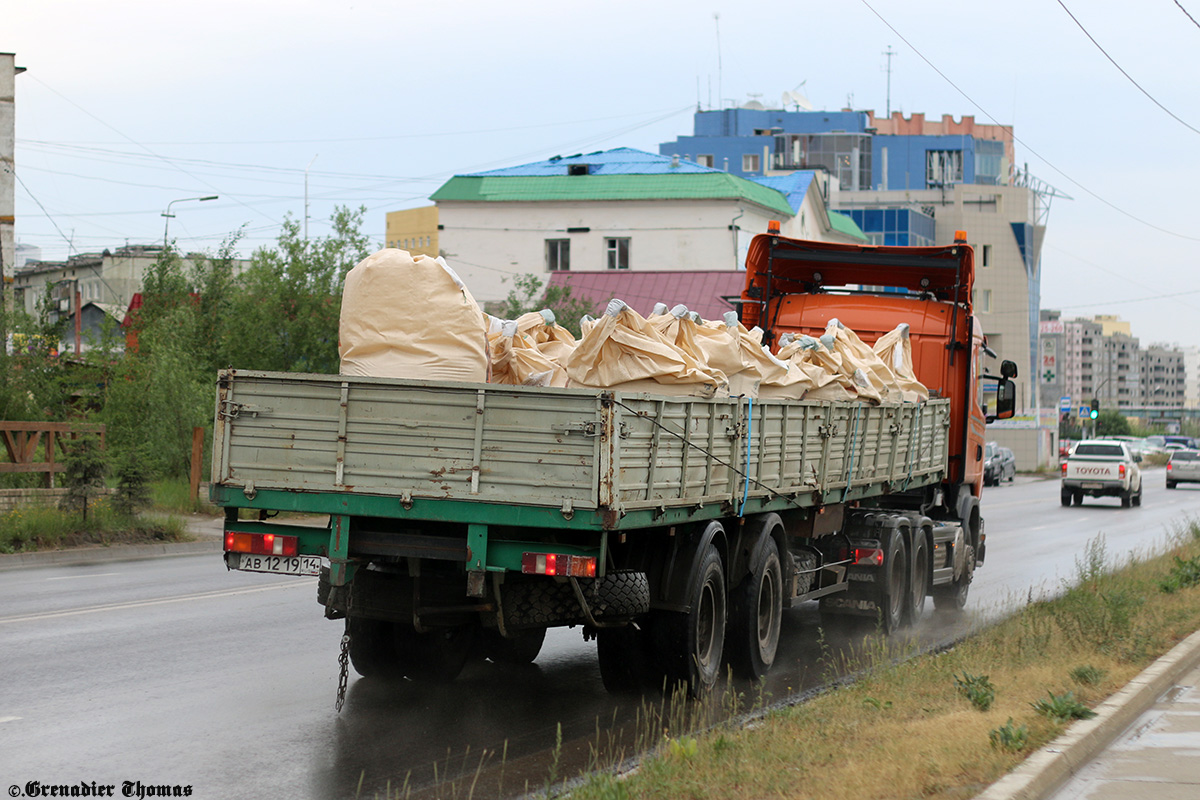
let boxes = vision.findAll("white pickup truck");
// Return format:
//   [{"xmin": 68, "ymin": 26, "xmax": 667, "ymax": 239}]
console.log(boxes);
[{"xmin": 1061, "ymin": 439, "xmax": 1143, "ymax": 508}]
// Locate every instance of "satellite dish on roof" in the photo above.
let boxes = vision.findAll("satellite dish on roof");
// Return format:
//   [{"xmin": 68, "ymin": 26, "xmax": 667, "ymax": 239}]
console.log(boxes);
[{"xmin": 784, "ymin": 90, "xmax": 813, "ymax": 111}]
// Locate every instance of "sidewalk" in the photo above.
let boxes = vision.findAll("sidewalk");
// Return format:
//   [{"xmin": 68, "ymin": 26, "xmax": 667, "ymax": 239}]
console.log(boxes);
[
  {"xmin": 977, "ymin": 628, "xmax": 1200, "ymax": 800},
  {"xmin": 0, "ymin": 513, "xmax": 224, "ymax": 571}
]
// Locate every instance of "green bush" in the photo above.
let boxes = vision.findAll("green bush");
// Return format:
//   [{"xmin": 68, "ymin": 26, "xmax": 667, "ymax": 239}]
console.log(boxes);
[
  {"xmin": 988, "ymin": 718, "xmax": 1029, "ymax": 752},
  {"xmin": 1032, "ymin": 690, "xmax": 1097, "ymax": 722},
  {"xmin": 953, "ymin": 671, "xmax": 996, "ymax": 711}
]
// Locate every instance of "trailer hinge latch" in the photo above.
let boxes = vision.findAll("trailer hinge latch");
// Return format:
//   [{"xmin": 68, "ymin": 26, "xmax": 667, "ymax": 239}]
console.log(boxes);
[
  {"xmin": 551, "ymin": 421, "xmax": 600, "ymax": 437},
  {"xmin": 219, "ymin": 401, "xmax": 271, "ymax": 420}
]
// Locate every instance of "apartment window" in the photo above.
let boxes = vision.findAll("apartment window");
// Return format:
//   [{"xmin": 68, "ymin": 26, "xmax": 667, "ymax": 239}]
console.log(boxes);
[
  {"xmin": 973, "ymin": 288, "xmax": 992, "ymax": 313},
  {"xmin": 546, "ymin": 239, "xmax": 570, "ymax": 272},
  {"xmin": 742, "ymin": 153, "xmax": 760, "ymax": 173},
  {"xmin": 606, "ymin": 238, "xmax": 630, "ymax": 270},
  {"xmin": 697, "ymin": 154, "xmax": 714, "ymax": 168},
  {"xmin": 979, "ymin": 244, "xmax": 992, "ymax": 268}
]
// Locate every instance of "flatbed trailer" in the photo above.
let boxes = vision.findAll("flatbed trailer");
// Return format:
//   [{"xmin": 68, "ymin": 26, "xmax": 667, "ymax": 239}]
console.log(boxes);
[{"xmin": 212, "ymin": 229, "xmax": 1016, "ymax": 696}]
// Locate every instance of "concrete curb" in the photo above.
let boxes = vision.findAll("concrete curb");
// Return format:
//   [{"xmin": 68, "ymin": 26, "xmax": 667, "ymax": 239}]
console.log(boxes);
[
  {"xmin": 974, "ymin": 627, "xmax": 1200, "ymax": 800},
  {"xmin": 0, "ymin": 539, "xmax": 222, "ymax": 571}
]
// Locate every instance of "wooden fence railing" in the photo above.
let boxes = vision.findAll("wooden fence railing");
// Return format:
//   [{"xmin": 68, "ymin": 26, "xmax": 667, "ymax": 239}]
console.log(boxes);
[{"xmin": 0, "ymin": 422, "xmax": 106, "ymax": 488}]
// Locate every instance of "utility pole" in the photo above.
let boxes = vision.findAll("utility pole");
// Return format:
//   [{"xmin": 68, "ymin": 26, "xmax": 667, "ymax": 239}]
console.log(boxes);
[
  {"xmin": 304, "ymin": 154, "xmax": 318, "ymax": 246},
  {"xmin": 1, "ymin": 53, "xmax": 25, "ymax": 326},
  {"xmin": 882, "ymin": 46, "xmax": 896, "ymax": 117}
]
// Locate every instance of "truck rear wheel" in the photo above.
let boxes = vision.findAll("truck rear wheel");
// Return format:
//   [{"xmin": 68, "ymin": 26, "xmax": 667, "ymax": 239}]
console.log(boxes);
[
  {"xmin": 347, "ymin": 615, "xmax": 402, "ymax": 679},
  {"xmin": 728, "ymin": 535, "xmax": 783, "ymax": 681},
  {"xmin": 657, "ymin": 543, "xmax": 727, "ymax": 696},
  {"xmin": 394, "ymin": 624, "xmax": 476, "ymax": 682},
  {"xmin": 877, "ymin": 530, "xmax": 908, "ymax": 633},
  {"xmin": 597, "ymin": 622, "xmax": 660, "ymax": 694},
  {"xmin": 480, "ymin": 627, "xmax": 546, "ymax": 665},
  {"xmin": 904, "ymin": 531, "xmax": 929, "ymax": 626},
  {"xmin": 933, "ymin": 545, "xmax": 974, "ymax": 612},
  {"xmin": 1061, "ymin": 489, "xmax": 1072, "ymax": 507}
]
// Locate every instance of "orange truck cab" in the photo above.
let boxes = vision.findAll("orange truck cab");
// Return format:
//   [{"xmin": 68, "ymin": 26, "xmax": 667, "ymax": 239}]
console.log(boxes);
[{"xmin": 741, "ymin": 226, "xmax": 1017, "ymax": 565}]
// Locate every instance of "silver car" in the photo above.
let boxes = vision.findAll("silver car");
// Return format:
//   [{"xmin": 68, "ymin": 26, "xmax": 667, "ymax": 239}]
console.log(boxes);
[{"xmin": 1166, "ymin": 450, "xmax": 1200, "ymax": 489}]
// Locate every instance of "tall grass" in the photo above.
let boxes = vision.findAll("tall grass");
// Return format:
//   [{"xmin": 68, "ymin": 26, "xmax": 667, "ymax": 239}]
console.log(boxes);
[
  {"xmin": 150, "ymin": 476, "xmax": 219, "ymax": 515},
  {"xmin": 565, "ymin": 518, "xmax": 1200, "ymax": 800},
  {"xmin": 0, "ymin": 496, "xmax": 188, "ymax": 554}
]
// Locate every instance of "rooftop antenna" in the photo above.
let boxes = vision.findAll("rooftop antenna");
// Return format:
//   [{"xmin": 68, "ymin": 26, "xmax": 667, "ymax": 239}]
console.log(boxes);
[
  {"xmin": 783, "ymin": 81, "xmax": 813, "ymax": 111},
  {"xmin": 714, "ymin": 13, "xmax": 723, "ymax": 110},
  {"xmin": 882, "ymin": 45, "xmax": 896, "ymax": 116}
]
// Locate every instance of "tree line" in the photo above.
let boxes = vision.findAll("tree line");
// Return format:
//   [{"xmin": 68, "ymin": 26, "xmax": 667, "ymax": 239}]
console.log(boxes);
[{"xmin": 0, "ymin": 207, "xmax": 594, "ymax": 484}]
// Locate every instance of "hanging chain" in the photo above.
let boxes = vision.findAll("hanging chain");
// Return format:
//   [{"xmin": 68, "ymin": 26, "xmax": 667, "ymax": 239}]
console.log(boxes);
[{"xmin": 335, "ymin": 618, "xmax": 350, "ymax": 713}]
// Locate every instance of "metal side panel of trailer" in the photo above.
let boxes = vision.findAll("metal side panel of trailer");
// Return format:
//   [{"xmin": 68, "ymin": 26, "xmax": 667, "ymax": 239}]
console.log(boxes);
[{"xmin": 212, "ymin": 370, "xmax": 949, "ymax": 530}]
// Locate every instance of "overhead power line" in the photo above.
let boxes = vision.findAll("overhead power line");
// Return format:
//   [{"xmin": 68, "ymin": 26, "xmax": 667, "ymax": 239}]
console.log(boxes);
[
  {"xmin": 1056, "ymin": 0, "xmax": 1200, "ymax": 137},
  {"xmin": 1175, "ymin": 0, "xmax": 1200, "ymax": 30},
  {"xmin": 858, "ymin": 0, "xmax": 1200, "ymax": 243}
]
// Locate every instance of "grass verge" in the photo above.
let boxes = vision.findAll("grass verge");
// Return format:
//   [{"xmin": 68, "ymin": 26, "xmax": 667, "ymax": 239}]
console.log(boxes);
[
  {"xmin": 560, "ymin": 520, "xmax": 1200, "ymax": 800},
  {"xmin": 0, "ymin": 497, "xmax": 189, "ymax": 554}
]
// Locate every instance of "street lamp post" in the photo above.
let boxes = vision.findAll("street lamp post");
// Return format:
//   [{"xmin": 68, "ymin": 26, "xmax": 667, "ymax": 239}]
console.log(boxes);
[{"xmin": 162, "ymin": 195, "xmax": 218, "ymax": 248}]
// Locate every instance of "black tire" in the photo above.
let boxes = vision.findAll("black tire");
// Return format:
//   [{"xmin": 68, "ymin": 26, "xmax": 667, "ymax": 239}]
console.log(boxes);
[
  {"xmin": 656, "ymin": 544, "xmax": 727, "ymax": 697},
  {"xmin": 728, "ymin": 536, "xmax": 783, "ymax": 681},
  {"xmin": 1133, "ymin": 483, "xmax": 1143, "ymax": 507},
  {"xmin": 904, "ymin": 530, "xmax": 929, "ymax": 627},
  {"xmin": 480, "ymin": 627, "xmax": 546, "ymax": 665},
  {"xmin": 591, "ymin": 570, "xmax": 651, "ymax": 620},
  {"xmin": 1073, "ymin": 492, "xmax": 1084, "ymax": 506},
  {"xmin": 932, "ymin": 544, "xmax": 974, "ymax": 612},
  {"xmin": 1121, "ymin": 491, "xmax": 1132, "ymax": 508},
  {"xmin": 394, "ymin": 624, "xmax": 477, "ymax": 682},
  {"xmin": 1061, "ymin": 489, "xmax": 1072, "ymax": 507},
  {"xmin": 1168, "ymin": 481, "xmax": 1177, "ymax": 490},
  {"xmin": 347, "ymin": 615, "xmax": 401, "ymax": 678},
  {"xmin": 876, "ymin": 529, "xmax": 908, "ymax": 633},
  {"xmin": 597, "ymin": 622, "xmax": 660, "ymax": 694}
]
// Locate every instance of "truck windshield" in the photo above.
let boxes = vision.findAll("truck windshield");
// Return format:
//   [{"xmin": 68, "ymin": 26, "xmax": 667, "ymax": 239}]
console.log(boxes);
[{"xmin": 1074, "ymin": 444, "xmax": 1124, "ymax": 457}]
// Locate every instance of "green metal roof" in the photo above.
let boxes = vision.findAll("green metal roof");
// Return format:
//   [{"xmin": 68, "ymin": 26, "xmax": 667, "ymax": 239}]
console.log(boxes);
[
  {"xmin": 431, "ymin": 174, "xmax": 796, "ymax": 217},
  {"xmin": 828, "ymin": 210, "xmax": 869, "ymax": 242}
]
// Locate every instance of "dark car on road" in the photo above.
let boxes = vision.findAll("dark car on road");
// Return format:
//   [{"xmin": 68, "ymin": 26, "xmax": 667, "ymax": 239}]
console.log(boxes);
[{"xmin": 984, "ymin": 441, "xmax": 1016, "ymax": 486}]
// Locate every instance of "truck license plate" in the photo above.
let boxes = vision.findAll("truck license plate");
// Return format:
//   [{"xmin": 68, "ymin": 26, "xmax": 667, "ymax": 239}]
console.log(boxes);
[
  {"xmin": 1080, "ymin": 482, "xmax": 1103, "ymax": 490},
  {"xmin": 236, "ymin": 553, "xmax": 323, "ymax": 576}
]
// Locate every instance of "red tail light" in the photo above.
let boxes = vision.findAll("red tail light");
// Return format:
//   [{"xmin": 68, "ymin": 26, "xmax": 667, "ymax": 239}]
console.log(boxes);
[
  {"xmin": 521, "ymin": 552, "xmax": 597, "ymax": 577},
  {"xmin": 854, "ymin": 547, "xmax": 884, "ymax": 566},
  {"xmin": 1061, "ymin": 462, "xmax": 1068, "ymax": 475},
  {"xmin": 1119, "ymin": 463, "xmax": 1126, "ymax": 478},
  {"xmin": 224, "ymin": 531, "xmax": 298, "ymax": 556},
  {"xmin": 1167, "ymin": 463, "xmax": 1173, "ymax": 471}
]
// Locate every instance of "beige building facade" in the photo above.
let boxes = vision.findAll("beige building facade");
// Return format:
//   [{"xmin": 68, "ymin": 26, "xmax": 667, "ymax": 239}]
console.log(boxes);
[{"xmin": 385, "ymin": 206, "xmax": 440, "ymax": 258}]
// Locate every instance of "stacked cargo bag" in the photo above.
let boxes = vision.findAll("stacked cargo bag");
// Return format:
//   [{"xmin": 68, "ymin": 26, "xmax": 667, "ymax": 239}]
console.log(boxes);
[
  {"xmin": 339, "ymin": 249, "xmax": 489, "ymax": 382},
  {"xmin": 518, "ymin": 309, "xmax": 577, "ymax": 363},
  {"xmin": 820, "ymin": 318, "xmax": 905, "ymax": 403},
  {"xmin": 489, "ymin": 320, "xmax": 568, "ymax": 387},
  {"xmin": 563, "ymin": 299, "xmax": 722, "ymax": 397},
  {"xmin": 649, "ymin": 305, "xmax": 732, "ymax": 388},
  {"xmin": 872, "ymin": 323, "xmax": 929, "ymax": 402},
  {"xmin": 690, "ymin": 311, "xmax": 751, "ymax": 388},
  {"xmin": 776, "ymin": 333, "xmax": 861, "ymax": 402},
  {"xmin": 710, "ymin": 312, "xmax": 814, "ymax": 399}
]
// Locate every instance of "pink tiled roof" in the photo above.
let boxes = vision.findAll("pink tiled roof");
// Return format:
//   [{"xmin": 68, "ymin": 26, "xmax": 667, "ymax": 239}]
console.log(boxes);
[{"xmin": 547, "ymin": 271, "xmax": 747, "ymax": 321}]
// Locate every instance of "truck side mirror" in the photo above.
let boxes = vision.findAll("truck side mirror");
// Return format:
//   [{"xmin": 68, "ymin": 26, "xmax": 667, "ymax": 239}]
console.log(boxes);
[
  {"xmin": 985, "ymin": 378, "xmax": 1016, "ymax": 423},
  {"xmin": 1000, "ymin": 360, "xmax": 1018, "ymax": 379}
]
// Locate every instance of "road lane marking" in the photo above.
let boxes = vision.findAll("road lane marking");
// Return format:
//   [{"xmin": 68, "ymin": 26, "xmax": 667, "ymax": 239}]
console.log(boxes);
[
  {"xmin": 0, "ymin": 582, "xmax": 310, "ymax": 625},
  {"xmin": 44, "ymin": 573, "xmax": 120, "ymax": 581},
  {"xmin": 0, "ymin": 716, "xmax": 21, "ymax": 723}
]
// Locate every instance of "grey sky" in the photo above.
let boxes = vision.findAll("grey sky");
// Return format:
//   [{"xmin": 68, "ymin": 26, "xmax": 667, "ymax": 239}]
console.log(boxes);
[{"xmin": 6, "ymin": 0, "xmax": 1199, "ymax": 347}]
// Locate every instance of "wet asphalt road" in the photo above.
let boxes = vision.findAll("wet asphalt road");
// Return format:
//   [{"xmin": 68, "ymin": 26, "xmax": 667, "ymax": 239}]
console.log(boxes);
[{"xmin": 3, "ymin": 472, "xmax": 1200, "ymax": 799}]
